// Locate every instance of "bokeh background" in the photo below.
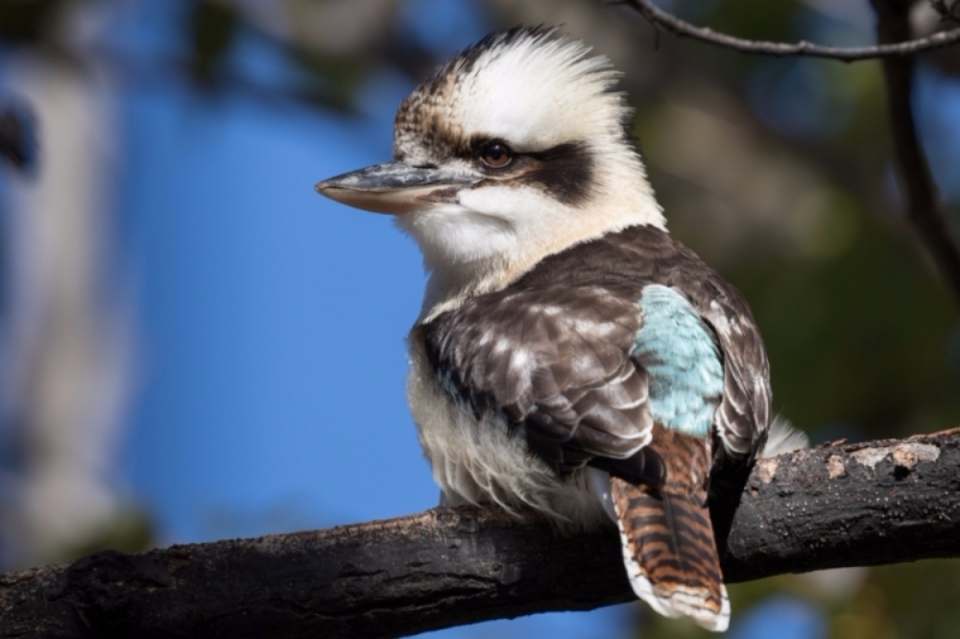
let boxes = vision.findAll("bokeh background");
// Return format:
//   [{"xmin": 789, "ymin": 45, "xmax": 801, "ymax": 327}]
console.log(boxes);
[{"xmin": 2, "ymin": 0, "xmax": 960, "ymax": 637}]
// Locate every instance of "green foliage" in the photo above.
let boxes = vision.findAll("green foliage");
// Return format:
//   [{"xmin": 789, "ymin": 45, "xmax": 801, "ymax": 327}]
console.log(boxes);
[
  {"xmin": 733, "ymin": 210, "xmax": 960, "ymax": 440},
  {"xmin": 52, "ymin": 509, "xmax": 155, "ymax": 565}
]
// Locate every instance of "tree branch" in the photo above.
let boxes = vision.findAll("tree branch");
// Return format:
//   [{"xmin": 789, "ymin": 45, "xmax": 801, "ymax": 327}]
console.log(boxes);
[
  {"xmin": 623, "ymin": 0, "xmax": 960, "ymax": 61},
  {"xmin": 2, "ymin": 428, "xmax": 960, "ymax": 637},
  {"xmin": 871, "ymin": 0, "xmax": 960, "ymax": 302}
]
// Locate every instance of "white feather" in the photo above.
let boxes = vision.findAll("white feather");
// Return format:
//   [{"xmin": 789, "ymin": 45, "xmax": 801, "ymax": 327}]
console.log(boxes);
[
  {"xmin": 760, "ymin": 416, "xmax": 809, "ymax": 458},
  {"xmin": 448, "ymin": 33, "xmax": 625, "ymax": 153},
  {"xmin": 407, "ymin": 337, "xmax": 610, "ymax": 529}
]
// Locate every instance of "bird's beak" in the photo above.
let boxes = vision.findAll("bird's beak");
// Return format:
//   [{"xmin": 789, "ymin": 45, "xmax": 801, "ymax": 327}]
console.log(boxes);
[{"xmin": 315, "ymin": 161, "xmax": 479, "ymax": 215}]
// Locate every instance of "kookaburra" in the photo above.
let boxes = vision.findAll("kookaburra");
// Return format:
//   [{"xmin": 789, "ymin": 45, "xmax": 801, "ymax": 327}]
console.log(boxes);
[{"xmin": 317, "ymin": 27, "xmax": 775, "ymax": 631}]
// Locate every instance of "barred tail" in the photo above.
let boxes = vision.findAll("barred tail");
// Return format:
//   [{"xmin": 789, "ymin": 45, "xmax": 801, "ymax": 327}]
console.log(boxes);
[{"xmin": 610, "ymin": 441, "xmax": 729, "ymax": 631}]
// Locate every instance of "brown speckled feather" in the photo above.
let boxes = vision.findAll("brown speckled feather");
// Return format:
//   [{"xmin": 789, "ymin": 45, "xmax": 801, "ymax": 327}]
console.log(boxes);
[{"xmin": 424, "ymin": 283, "xmax": 653, "ymax": 472}]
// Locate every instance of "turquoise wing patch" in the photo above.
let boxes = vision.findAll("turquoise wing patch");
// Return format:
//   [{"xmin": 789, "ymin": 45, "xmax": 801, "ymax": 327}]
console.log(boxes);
[{"xmin": 633, "ymin": 284, "xmax": 724, "ymax": 437}]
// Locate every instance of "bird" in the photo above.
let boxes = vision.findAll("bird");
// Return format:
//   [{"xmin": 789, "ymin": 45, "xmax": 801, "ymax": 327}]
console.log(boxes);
[{"xmin": 316, "ymin": 26, "xmax": 776, "ymax": 631}]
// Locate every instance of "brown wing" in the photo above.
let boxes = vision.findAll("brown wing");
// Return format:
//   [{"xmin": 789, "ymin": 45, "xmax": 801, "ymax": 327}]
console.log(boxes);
[
  {"xmin": 511, "ymin": 223, "xmax": 771, "ymax": 461},
  {"xmin": 422, "ymin": 283, "xmax": 653, "ymax": 473},
  {"xmin": 696, "ymin": 283, "xmax": 771, "ymax": 459}
]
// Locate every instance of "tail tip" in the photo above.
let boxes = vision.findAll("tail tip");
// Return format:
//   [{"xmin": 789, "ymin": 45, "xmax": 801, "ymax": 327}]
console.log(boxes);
[
  {"xmin": 618, "ymin": 527, "xmax": 731, "ymax": 631},
  {"xmin": 630, "ymin": 574, "xmax": 731, "ymax": 632}
]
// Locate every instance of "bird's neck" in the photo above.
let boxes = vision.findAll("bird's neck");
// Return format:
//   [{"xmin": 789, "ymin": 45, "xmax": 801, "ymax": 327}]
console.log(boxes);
[
  {"xmin": 418, "ymin": 200, "xmax": 665, "ymax": 324},
  {"xmin": 415, "ymin": 151, "xmax": 666, "ymax": 323},
  {"xmin": 419, "ymin": 262, "xmax": 508, "ymax": 323}
]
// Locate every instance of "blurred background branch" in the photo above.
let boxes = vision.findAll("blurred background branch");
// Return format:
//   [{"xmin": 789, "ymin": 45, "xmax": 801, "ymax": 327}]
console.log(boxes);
[{"xmin": 871, "ymin": 0, "xmax": 960, "ymax": 301}]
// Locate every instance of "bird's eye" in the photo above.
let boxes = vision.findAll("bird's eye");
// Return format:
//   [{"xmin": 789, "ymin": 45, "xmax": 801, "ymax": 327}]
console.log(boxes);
[{"xmin": 480, "ymin": 142, "xmax": 513, "ymax": 168}]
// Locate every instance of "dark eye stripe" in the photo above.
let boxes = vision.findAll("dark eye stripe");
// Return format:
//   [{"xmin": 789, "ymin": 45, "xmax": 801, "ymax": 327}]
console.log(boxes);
[
  {"xmin": 521, "ymin": 142, "xmax": 593, "ymax": 205},
  {"xmin": 461, "ymin": 137, "xmax": 594, "ymax": 205}
]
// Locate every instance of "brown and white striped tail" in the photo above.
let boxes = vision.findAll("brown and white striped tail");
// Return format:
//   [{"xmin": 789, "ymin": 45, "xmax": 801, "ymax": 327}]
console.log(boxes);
[{"xmin": 610, "ymin": 430, "xmax": 729, "ymax": 631}]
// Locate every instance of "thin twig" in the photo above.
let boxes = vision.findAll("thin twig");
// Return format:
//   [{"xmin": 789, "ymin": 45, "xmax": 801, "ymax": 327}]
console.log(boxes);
[
  {"xmin": 871, "ymin": 0, "xmax": 960, "ymax": 301},
  {"xmin": 624, "ymin": 0, "xmax": 960, "ymax": 61}
]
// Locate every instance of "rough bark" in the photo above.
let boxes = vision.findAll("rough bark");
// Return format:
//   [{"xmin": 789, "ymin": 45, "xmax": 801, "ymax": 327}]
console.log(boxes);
[{"xmin": 2, "ymin": 429, "xmax": 960, "ymax": 638}]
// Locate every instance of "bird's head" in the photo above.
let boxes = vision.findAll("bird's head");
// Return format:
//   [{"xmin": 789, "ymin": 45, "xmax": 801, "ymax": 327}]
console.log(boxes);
[{"xmin": 317, "ymin": 26, "xmax": 664, "ymax": 313}]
